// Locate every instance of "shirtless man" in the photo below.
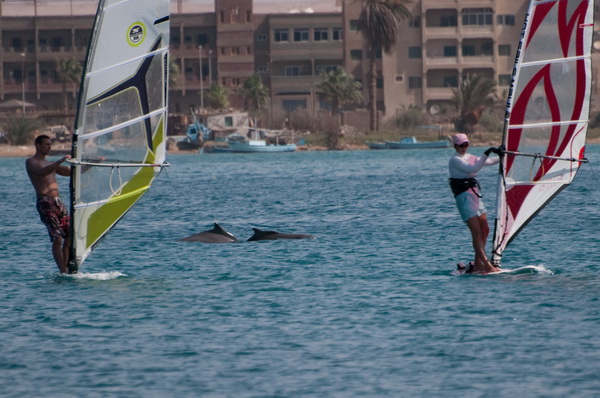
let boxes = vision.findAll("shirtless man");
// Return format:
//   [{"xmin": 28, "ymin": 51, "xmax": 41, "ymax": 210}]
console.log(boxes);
[
  {"xmin": 448, "ymin": 133, "xmax": 503, "ymax": 274},
  {"xmin": 26, "ymin": 135, "xmax": 72, "ymax": 273}
]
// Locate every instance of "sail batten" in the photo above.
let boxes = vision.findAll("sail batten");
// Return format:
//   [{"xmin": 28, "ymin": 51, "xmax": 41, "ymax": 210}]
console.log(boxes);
[
  {"xmin": 491, "ymin": 0, "xmax": 593, "ymax": 266},
  {"xmin": 67, "ymin": 0, "xmax": 170, "ymax": 273}
]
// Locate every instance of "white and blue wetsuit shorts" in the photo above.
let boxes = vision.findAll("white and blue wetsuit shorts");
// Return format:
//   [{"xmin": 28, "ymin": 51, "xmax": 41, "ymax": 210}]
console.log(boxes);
[{"xmin": 454, "ymin": 189, "xmax": 486, "ymax": 222}]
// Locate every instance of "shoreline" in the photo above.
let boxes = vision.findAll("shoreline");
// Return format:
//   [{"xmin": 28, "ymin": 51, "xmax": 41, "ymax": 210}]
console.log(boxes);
[{"xmin": 3, "ymin": 137, "xmax": 597, "ymax": 158}]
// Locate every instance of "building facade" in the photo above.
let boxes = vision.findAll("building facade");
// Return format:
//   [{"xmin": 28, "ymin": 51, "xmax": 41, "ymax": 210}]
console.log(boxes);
[{"xmin": 1, "ymin": 0, "xmax": 598, "ymax": 127}]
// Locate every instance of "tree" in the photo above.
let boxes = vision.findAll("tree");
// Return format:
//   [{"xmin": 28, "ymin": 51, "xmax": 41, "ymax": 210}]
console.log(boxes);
[
  {"xmin": 204, "ymin": 83, "xmax": 230, "ymax": 110},
  {"xmin": 358, "ymin": 0, "xmax": 412, "ymax": 131},
  {"xmin": 316, "ymin": 66, "xmax": 362, "ymax": 115},
  {"xmin": 236, "ymin": 74, "xmax": 270, "ymax": 117},
  {"xmin": 55, "ymin": 59, "xmax": 82, "ymax": 112},
  {"xmin": 452, "ymin": 74, "xmax": 497, "ymax": 135},
  {"xmin": 2, "ymin": 115, "xmax": 42, "ymax": 146}
]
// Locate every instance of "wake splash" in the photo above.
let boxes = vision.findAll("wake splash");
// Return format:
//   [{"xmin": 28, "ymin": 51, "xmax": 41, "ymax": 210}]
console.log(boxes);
[{"xmin": 60, "ymin": 271, "xmax": 126, "ymax": 280}]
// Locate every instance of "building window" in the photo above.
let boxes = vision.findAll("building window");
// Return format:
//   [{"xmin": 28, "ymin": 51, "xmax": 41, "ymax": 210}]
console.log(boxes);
[
  {"xmin": 274, "ymin": 29, "xmax": 289, "ymax": 42},
  {"xmin": 350, "ymin": 49, "xmax": 363, "ymax": 60},
  {"xmin": 198, "ymin": 34, "xmax": 208, "ymax": 46},
  {"xmin": 316, "ymin": 65, "xmax": 338, "ymax": 74},
  {"xmin": 408, "ymin": 46, "xmax": 422, "ymax": 59},
  {"xmin": 349, "ymin": 20, "xmax": 359, "ymax": 31},
  {"xmin": 11, "ymin": 38, "xmax": 23, "ymax": 50},
  {"xmin": 314, "ymin": 28, "xmax": 329, "ymax": 41},
  {"xmin": 294, "ymin": 29, "xmax": 309, "ymax": 42},
  {"xmin": 443, "ymin": 76, "xmax": 458, "ymax": 87},
  {"xmin": 444, "ymin": 46, "xmax": 457, "ymax": 57},
  {"xmin": 497, "ymin": 15, "xmax": 515, "ymax": 26},
  {"xmin": 409, "ymin": 17, "xmax": 421, "ymax": 28},
  {"xmin": 481, "ymin": 42, "xmax": 493, "ymax": 55},
  {"xmin": 257, "ymin": 34, "xmax": 267, "ymax": 42},
  {"xmin": 498, "ymin": 44, "xmax": 512, "ymax": 56},
  {"xmin": 333, "ymin": 29, "xmax": 343, "ymax": 41},
  {"xmin": 462, "ymin": 45, "xmax": 475, "ymax": 56},
  {"xmin": 285, "ymin": 66, "xmax": 300, "ymax": 76},
  {"xmin": 462, "ymin": 8, "xmax": 493, "ymax": 26},
  {"xmin": 282, "ymin": 99, "xmax": 307, "ymax": 111},
  {"xmin": 440, "ymin": 15, "xmax": 457, "ymax": 27},
  {"xmin": 499, "ymin": 74, "xmax": 512, "ymax": 86},
  {"xmin": 395, "ymin": 74, "xmax": 403, "ymax": 82},
  {"xmin": 408, "ymin": 76, "xmax": 422, "ymax": 89},
  {"xmin": 224, "ymin": 116, "xmax": 233, "ymax": 127}
]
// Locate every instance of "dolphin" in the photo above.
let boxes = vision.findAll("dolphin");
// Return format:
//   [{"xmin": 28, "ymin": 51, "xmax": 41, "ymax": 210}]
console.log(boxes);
[
  {"xmin": 179, "ymin": 223, "xmax": 239, "ymax": 243},
  {"xmin": 247, "ymin": 228, "xmax": 315, "ymax": 241}
]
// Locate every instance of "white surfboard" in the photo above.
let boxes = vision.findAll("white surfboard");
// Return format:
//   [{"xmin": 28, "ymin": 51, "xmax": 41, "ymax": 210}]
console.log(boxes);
[{"xmin": 452, "ymin": 264, "xmax": 551, "ymax": 276}]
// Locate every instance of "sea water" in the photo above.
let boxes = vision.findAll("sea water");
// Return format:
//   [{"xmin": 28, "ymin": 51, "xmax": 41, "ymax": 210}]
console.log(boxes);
[{"xmin": 1, "ymin": 146, "xmax": 599, "ymax": 397}]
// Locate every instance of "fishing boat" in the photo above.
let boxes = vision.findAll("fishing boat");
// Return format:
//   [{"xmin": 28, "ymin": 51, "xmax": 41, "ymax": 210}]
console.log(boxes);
[
  {"xmin": 66, "ymin": 0, "xmax": 170, "ymax": 273},
  {"xmin": 490, "ymin": 0, "xmax": 592, "ymax": 266},
  {"xmin": 226, "ymin": 128, "xmax": 297, "ymax": 153},
  {"xmin": 385, "ymin": 136, "xmax": 450, "ymax": 149}
]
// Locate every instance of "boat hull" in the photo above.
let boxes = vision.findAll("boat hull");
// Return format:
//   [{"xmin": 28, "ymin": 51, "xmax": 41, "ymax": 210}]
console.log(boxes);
[{"xmin": 228, "ymin": 141, "xmax": 296, "ymax": 153}]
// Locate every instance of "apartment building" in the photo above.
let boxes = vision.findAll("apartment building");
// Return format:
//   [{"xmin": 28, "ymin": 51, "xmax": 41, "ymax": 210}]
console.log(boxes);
[
  {"xmin": 0, "ymin": 0, "xmax": 343, "ymax": 120},
  {"xmin": 343, "ymin": 0, "xmax": 531, "ymax": 117}
]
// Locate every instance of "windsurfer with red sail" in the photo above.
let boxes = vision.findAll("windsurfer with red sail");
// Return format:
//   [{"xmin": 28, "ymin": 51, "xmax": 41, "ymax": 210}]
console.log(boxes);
[{"xmin": 448, "ymin": 133, "xmax": 504, "ymax": 274}]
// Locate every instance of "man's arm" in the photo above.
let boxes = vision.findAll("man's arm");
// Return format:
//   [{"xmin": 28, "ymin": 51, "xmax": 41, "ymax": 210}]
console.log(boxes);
[{"xmin": 26, "ymin": 155, "xmax": 71, "ymax": 177}]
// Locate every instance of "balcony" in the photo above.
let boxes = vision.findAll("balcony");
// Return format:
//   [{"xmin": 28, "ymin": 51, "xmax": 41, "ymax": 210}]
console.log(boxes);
[
  {"xmin": 425, "ymin": 56, "xmax": 459, "ymax": 67},
  {"xmin": 461, "ymin": 55, "xmax": 494, "ymax": 67}
]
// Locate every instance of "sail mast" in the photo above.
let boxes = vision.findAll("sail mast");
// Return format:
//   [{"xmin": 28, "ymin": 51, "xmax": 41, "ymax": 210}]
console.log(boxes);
[{"xmin": 67, "ymin": 0, "xmax": 106, "ymax": 274}]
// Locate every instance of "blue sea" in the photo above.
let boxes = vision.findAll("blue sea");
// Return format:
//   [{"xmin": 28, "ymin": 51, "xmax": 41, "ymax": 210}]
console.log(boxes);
[{"xmin": 1, "ymin": 146, "xmax": 599, "ymax": 397}]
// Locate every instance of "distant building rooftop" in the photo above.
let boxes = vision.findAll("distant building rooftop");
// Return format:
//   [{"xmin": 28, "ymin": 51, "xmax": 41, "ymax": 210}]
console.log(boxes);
[{"xmin": 0, "ymin": 0, "xmax": 341, "ymax": 17}]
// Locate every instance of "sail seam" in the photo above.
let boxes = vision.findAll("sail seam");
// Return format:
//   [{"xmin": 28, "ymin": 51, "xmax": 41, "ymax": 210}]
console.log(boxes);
[
  {"xmin": 520, "ymin": 54, "xmax": 590, "ymax": 68},
  {"xmin": 86, "ymin": 46, "xmax": 169, "ymax": 78},
  {"xmin": 80, "ymin": 107, "xmax": 167, "ymax": 140},
  {"xmin": 508, "ymin": 119, "xmax": 589, "ymax": 129}
]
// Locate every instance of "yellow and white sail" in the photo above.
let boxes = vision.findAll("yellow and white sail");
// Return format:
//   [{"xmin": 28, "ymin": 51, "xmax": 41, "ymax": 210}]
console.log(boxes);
[{"xmin": 68, "ymin": 0, "xmax": 170, "ymax": 272}]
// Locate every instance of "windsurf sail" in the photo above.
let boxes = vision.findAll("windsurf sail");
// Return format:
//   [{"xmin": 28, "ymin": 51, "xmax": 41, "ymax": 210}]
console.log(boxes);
[
  {"xmin": 67, "ymin": 0, "xmax": 170, "ymax": 273},
  {"xmin": 491, "ymin": 0, "xmax": 593, "ymax": 265}
]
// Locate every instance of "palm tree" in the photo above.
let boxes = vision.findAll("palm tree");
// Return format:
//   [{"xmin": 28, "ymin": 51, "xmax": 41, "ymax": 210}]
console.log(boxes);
[
  {"xmin": 55, "ymin": 59, "xmax": 82, "ymax": 112},
  {"xmin": 316, "ymin": 66, "xmax": 362, "ymax": 116},
  {"xmin": 452, "ymin": 74, "xmax": 497, "ymax": 135},
  {"xmin": 236, "ymin": 74, "xmax": 270, "ymax": 123},
  {"xmin": 204, "ymin": 83, "xmax": 230, "ymax": 110},
  {"xmin": 358, "ymin": 0, "xmax": 412, "ymax": 131},
  {"xmin": 168, "ymin": 56, "xmax": 181, "ymax": 89},
  {"xmin": 2, "ymin": 115, "xmax": 42, "ymax": 146}
]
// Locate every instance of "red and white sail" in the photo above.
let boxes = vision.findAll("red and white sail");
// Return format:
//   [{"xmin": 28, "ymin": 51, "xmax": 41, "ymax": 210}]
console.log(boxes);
[{"xmin": 491, "ymin": 0, "xmax": 593, "ymax": 265}]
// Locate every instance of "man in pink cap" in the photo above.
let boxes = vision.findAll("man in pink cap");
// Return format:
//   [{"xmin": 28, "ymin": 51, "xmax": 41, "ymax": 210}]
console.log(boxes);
[{"xmin": 448, "ymin": 133, "xmax": 503, "ymax": 274}]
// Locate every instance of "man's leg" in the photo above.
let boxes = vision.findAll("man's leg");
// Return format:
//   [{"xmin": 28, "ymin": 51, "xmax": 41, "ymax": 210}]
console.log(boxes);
[{"xmin": 52, "ymin": 237, "xmax": 67, "ymax": 273}]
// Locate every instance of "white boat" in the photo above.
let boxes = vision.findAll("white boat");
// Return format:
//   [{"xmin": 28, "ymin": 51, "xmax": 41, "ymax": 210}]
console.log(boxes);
[
  {"xmin": 385, "ymin": 136, "xmax": 449, "ymax": 149},
  {"xmin": 226, "ymin": 128, "xmax": 297, "ymax": 153},
  {"xmin": 67, "ymin": 0, "xmax": 170, "ymax": 273},
  {"xmin": 227, "ymin": 139, "xmax": 297, "ymax": 153},
  {"xmin": 490, "ymin": 0, "xmax": 592, "ymax": 266}
]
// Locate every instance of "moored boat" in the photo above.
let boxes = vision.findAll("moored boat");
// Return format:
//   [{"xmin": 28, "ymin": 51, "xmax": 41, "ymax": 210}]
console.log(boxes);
[{"xmin": 385, "ymin": 136, "xmax": 450, "ymax": 149}]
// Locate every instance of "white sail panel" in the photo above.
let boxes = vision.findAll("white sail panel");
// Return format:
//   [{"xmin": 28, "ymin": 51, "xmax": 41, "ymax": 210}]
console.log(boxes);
[
  {"xmin": 68, "ymin": 0, "xmax": 170, "ymax": 271},
  {"xmin": 491, "ymin": 0, "xmax": 592, "ymax": 265}
]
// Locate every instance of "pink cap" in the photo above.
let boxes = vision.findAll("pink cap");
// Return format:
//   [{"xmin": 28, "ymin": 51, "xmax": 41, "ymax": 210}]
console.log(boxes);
[{"xmin": 452, "ymin": 133, "xmax": 469, "ymax": 145}]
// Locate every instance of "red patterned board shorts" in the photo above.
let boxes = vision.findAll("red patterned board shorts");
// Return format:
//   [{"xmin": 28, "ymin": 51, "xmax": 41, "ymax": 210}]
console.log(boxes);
[{"xmin": 36, "ymin": 196, "xmax": 70, "ymax": 242}]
